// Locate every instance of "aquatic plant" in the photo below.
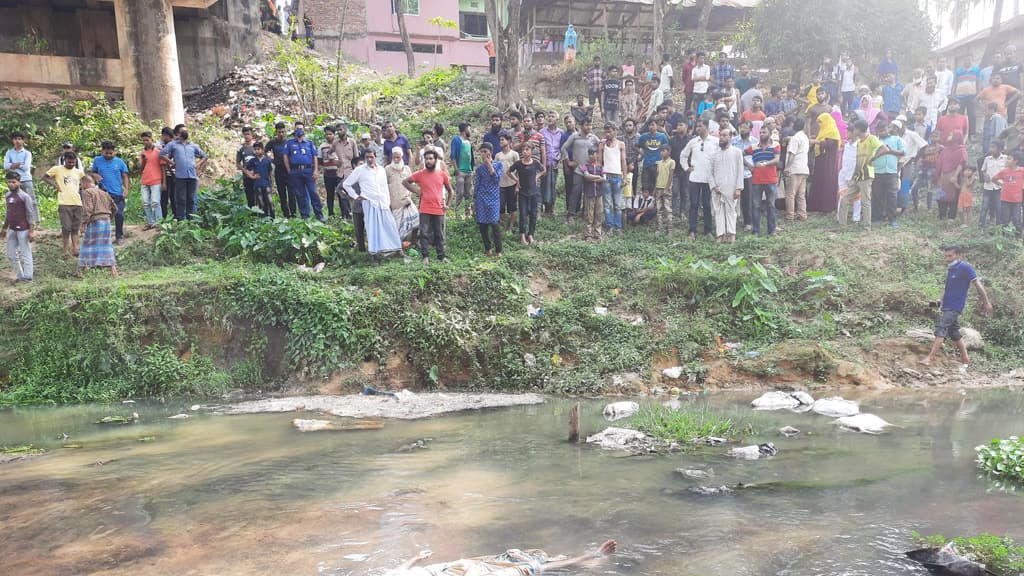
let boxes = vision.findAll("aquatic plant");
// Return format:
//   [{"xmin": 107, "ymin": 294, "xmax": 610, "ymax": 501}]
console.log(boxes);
[
  {"xmin": 913, "ymin": 532, "xmax": 1024, "ymax": 574},
  {"xmin": 976, "ymin": 436, "xmax": 1024, "ymax": 486},
  {"xmin": 628, "ymin": 404, "xmax": 751, "ymax": 443}
]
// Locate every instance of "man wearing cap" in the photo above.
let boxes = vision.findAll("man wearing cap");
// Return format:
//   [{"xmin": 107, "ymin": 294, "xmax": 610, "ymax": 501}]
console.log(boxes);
[
  {"xmin": 920, "ymin": 244, "xmax": 992, "ymax": 368},
  {"xmin": 58, "ymin": 142, "xmax": 83, "ymax": 170},
  {"xmin": 283, "ymin": 126, "xmax": 323, "ymax": 220}
]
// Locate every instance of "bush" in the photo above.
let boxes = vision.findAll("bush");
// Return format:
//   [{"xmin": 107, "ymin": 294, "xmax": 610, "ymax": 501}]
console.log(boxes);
[{"xmin": 976, "ymin": 436, "xmax": 1024, "ymax": 486}]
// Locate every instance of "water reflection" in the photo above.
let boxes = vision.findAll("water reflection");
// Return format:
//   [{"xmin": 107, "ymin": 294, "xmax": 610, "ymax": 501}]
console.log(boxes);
[{"xmin": 1, "ymin": 389, "xmax": 1023, "ymax": 575}]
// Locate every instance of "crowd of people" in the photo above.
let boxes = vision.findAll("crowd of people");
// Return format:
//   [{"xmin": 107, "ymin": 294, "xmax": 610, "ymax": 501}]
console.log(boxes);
[{"xmin": 4, "ymin": 44, "xmax": 1024, "ymax": 280}]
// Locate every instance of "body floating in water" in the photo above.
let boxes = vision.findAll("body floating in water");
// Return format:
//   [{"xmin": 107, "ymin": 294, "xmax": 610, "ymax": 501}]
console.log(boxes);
[{"xmin": 386, "ymin": 539, "xmax": 617, "ymax": 576}]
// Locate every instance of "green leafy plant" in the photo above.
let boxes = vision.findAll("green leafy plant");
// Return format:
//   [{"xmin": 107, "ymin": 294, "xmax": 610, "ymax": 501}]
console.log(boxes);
[
  {"xmin": 976, "ymin": 436, "xmax": 1024, "ymax": 487},
  {"xmin": 629, "ymin": 403, "xmax": 751, "ymax": 443},
  {"xmin": 912, "ymin": 532, "xmax": 1024, "ymax": 574}
]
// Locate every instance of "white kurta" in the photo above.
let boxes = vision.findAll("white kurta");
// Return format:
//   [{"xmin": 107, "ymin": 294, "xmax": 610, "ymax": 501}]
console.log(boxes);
[{"xmin": 708, "ymin": 145, "xmax": 745, "ymax": 237}]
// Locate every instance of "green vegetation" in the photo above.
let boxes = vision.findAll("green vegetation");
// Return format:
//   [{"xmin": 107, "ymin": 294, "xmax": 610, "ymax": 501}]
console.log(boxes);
[
  {"xmin": 913, "ymin": 532, "xmax": 1024, "ymax": 574},
  {"xmin": 1, "ymin": 444, "xmax": 46, "ymax": 455},
  {"xmin": 2, "ymin": 206, "xmax": 1023, "ymax": 404},
  {"xmin": 976, "ymin": 436, "xmax": 1024, "ymax": 487},
  {"xmin": 629, "ymin": 404, "xmax": 751, "ymax": 443}
]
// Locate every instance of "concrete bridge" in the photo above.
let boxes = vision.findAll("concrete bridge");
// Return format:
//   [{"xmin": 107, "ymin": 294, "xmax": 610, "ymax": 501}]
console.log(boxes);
[{"xmin": 0, "ymin": 0, "xmax": 259, "ymax": 124}]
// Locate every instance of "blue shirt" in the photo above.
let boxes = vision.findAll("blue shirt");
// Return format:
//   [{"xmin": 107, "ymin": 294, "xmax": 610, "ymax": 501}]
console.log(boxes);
[
  {"xmin": 159, "ymin": 141, "xmax": 207, "ymax": 179},
  {"xmin": 246, "ymin": 156, "xmax": 273, "ymax": 187},
  {"xmin": 871, "ymin": 134, "xmax": 903, "ymax": 175},
  {"xmin": 383, "ymin": 134, "xmax": 412, "ymax": 164},
  {"xmin": 482, "ymin": 128, "xmax": 507, "ymax": 153},
  {"xmin": 3, "ymin": 148, "xmax": 33, "ymax": 182},
  {"xmin": 91, "ymin": 155, "xmax": 129, "ymax": 196},
  {"xmin": 285, "ymin": 138, "xmax": 316, "ymax": 167},
  {"xmin": 943, "ymin": 261, "xmax": 977, "ymax": 312},
  {"xmin": 881, "ymin": 83, "xmax": 903, "ymax": 114},
  {"xmin": 637, "ymin": 132, "xmax": 669, "ymax": 168},
  {"xmin": 731, "ymin": 134, "xmax": 758, "ymax": 179}
]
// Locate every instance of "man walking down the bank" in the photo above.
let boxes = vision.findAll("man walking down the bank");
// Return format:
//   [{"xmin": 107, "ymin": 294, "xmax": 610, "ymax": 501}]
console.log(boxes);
[{"xmin": 920, "ymin": 244, "xmax": 993, "ymax": 368}]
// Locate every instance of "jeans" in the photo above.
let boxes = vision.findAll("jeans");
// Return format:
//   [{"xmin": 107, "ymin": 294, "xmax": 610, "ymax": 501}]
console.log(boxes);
[
  {"xmin": 20, "ymin": 180, "xmax": 39, "ymax": 223},
  {"xmin": 688, "ymin": 181, "xmax": 713, "ymax": 235},
  {"xmin": 563, "ymin": 163, "xmax": 578, "ymax": 216},
  {"xmin": 109, "ymin": 193, "xmax": 126, "ymax": 240},
  {"xmin": 453, "ymin": 172, "xmax": 474, "ymax": 216},
  {"xmin": 255, "ymin": 186, "xmax": 275, "ymax": 218},
  {"xmin": 671, "ymin": 171, "xmax": 688, "ymax": 218},
  {"xmin": 751, "ymin": 183, "xmax": 777, "ymax": 235},
  {"xmin": 478, "ymin": 223, "xmax": 502, "ymax": 254},
  {"xmin": 842, "ymin": 91, "xmax": 857, "ymax": 113},
  {"xmin": 602, "ymin": 175, "xmax": 623, "ymax": 230},
  {"xmin": 873, "ymin": 173, "xmax": 899, "ymax": 222},
  {"xmin": 173, "ymin": 178, "xmax": 198, "ymax": 221},
  {"xmin": 518, "ymin": 194, "xmax": 539, "ymax": 236},
  {"xmin": 541, "ymin": 166, "xmax": 558, "ymax": 211},
  {"xmin": 1001, "ymin": 201, "xmax": 1023, "ymax": 234},
  {"xmin": 289, "ymin": 168, "xmax": 323, "ymax": 220},
  {"xmin": 274, "ymin": 166, "xmax": 295, "ymax": 217},
  {"xmin": 979, "ymin": 188, "xmax": 1001, "ymax": 227},
  {"xmin": 353, "ymin": 211, "xmax": 366, "ymax": 251},
  {"xmin": 740, "ymin": 177, "xmax": 752, "ymax": 227},
  {"xmin": 419, "ymin": 213, "xmax": 446, "ymax": 258},
  {"xmin": 5, "ymin": 229, "xmax": 33, "ymax": 280},
  {"xmin": 141, "ymin": 183, "xmax": 163, "ymax": 224}
]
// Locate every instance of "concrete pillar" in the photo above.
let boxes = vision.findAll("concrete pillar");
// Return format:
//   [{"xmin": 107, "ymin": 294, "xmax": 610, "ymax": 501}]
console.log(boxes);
[{"xmin": 114, "ymin": 0, "xmax": 184, "ymax": 124}]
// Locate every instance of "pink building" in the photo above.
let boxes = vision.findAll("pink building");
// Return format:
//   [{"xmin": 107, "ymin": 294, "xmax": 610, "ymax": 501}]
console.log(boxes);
[{"xmin": 305, "ymin": 0, "xmax": 491, "ymax": 74}]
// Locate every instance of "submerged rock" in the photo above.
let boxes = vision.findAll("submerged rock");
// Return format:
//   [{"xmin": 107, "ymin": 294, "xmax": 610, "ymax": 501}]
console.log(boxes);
[
  {"xmin": 603, "ymin": 401, "xmax": 640, "ymax": 421},
  {"xmin": 688, "ymin": 485, "xmax": 733, "ymax": 496},
  {"xmin": 675, "ymin": 467, "xmax": 715, "ymax": 480},
  {"xmin": 834, "ymin": 413, "xmax": 893, "ymax": 434},
  {"xmin": 585, "ymin": 427, "xmax": 678, "ymax": 453},
  {"xmin": 812, "ymin": 397, "xmax": 860, "ymax": 417},
  {"xmin": 789, "ymin": 391, "xmax": 815, "ymax": 406},
  {"xmin": 779, "ymin": 426, "xmax": 801, "ymax": 437},
  {"xmin": 292, "ymin": 419, "xmax": 385, "ymax": 432},
  {"xmin": 728, "ymin": 442, "xmax": 777, "ymax": 460}
]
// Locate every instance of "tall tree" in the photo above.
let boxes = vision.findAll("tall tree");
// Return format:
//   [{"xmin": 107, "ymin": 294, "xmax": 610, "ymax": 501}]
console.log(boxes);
[
  {"xmin": 395, "ymin": 0, "xmax": 416, "ymax": 76},
  {"xmin": 484, "ymin": 0, "xmax": 529, "ymax": 112},
  {"xmin": 942, "ymin": 0, "xmax": 1005, "ymax": 66},
  {"xmin": 653, "ymin": 0, "xmax": 666, "ymax": 62},
  {"xmin": 695, "ymin": 0, "xmax": 714, "ymax": 46}
]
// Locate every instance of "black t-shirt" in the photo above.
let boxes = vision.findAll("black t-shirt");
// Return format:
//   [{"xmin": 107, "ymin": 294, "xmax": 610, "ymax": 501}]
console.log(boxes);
[
  {"xmin": 670, "ymin": 134, "xmax": 692, "ymax": 173},
  {"xmin": 237, "ymin": 144, "xmax": 256, "ymax": 180},
  {"xmin": 603, "ymin": 80, "xmax": 621, "ymax": 108},
  {"xmin": 511, "ymin": 160, "xmax": 544, "ymax": 197},
  {"xmin": 997, "ymin": 62, "xmax": 1022, "ymax": 89}
]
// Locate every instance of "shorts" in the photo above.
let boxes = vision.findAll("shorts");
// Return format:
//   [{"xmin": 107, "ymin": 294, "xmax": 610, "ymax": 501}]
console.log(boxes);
[
  {"xmin": 58, "ymin": 204, "xmax": 83, "ymax": 233},
  {"xmin": 935, "ymin": 309, "xmax": 962, "ymax": 341},
  {"xmin": 501, "ymin": 185, "xmax": 518, "ymax": 213}
]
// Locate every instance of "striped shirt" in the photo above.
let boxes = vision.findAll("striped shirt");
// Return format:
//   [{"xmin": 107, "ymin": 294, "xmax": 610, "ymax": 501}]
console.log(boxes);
[{"xmin": 747, "ymin": 145, "xmax": 780, "ymax": 185}]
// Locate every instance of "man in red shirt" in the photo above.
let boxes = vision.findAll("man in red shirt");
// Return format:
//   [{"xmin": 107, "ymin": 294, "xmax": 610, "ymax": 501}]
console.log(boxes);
[
  {"xmin": 935, "ymin": 97, "xmax": 970, "ymax": 147},
  {"xmin": 993, "ymin": 152, "xmax": 1024, "ymax": 234},
  {"xmin": 403, "ymin": 149, "xmax": 454, "ymax": 264},
  {"xmin": 681, "ymin": 49, "xmax": 696, "ymax": 113},
  {"xmin": 745, "ymin": 125, "xmax": 781, "ymax": 236}
]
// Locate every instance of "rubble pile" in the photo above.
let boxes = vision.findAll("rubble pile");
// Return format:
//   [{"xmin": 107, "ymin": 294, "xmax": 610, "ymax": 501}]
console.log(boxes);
[{"xmin": 185, "ymin": 63, "xmax": 302, "ymax": 128}]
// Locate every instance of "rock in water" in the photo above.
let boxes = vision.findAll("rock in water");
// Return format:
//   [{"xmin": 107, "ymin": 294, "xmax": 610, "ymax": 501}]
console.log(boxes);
[
  {"xmin": 167, "ymin": 414, "xmax": 190, "ymax": 419},
  {"xmin": 586, "ymin": 427, "xmax": 651, "ymax": 450},
  {"xmin": 676, "ymin": 468, "xmax": 714, "ymax": 480},
  {"xmin": 906, "ymin": 543, "xmax": 990, "ymax": 576},
  {"xmin": 812, "ymin": 397, "xmax": 860, "ymax": 417},
  {"xmin": 779, "ymin": 426, "xmax": 801, "ymax": 437},
  {"xmin": 603, "ymin": 401, "xmax": 640, "ymax": 421},
  {"xmin": 729, "ymin": 442, "xmax": 777, "ymax": 459},
  {"xmin": 834, "ymin": 414, "xmax": 892, "ymax": 434},
  {"xmin": 790, "ymin": 391, "xmax": 815, "ymax": 406},
  {"xmin": 689, "ymin": 485, "xmax": 733, "ymax": 496},
  {"xmin": 751, "ymin": 391, "xmax": 801, "ymax": 410},
  {"xmin": 292, "ymin": 419, "xmax": 385, "ymax": 432}
]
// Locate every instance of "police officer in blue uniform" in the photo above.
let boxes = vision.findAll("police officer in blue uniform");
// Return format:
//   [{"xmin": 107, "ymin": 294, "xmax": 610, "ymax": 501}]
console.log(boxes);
[{"xmin": 284, "ymin": 127, "xmax": 324, "ymax": 220}]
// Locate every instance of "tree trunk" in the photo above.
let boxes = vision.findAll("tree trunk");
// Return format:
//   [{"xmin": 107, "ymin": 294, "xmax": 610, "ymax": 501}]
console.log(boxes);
[
  {"xmin": 396, "ymin": 2, "xmax": 415, "ymax": 77},
  {"xmin": 653, "ymin": 0, "xmax": 665, "ymax": 63},
  {"xmin": 696, "ymin": 0, "xmax": 713, "ymax": 47},
  {"xmin": 980, "ymin": 0, "xmax": 1005, "ymax": 67},
  {"xmin": 485, "ymin": 0, "xmax": 526, "ymax": 112}
]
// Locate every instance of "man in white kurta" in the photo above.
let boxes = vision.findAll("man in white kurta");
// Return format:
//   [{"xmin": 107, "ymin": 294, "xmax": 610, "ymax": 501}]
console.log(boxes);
[{"xmin": 708, "ymin": 127, "xmax": 745, "ymax": 242}]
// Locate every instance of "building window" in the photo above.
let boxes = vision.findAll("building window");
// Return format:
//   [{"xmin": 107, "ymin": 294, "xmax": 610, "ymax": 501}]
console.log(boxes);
[
  {"xmin": 459, "ymin": 12, "xmax": 488, "ymax": 38},
  {"xmin": 391, "ymin": 0, "xmax": 419, "ymax": 16},
  {"xmin": 376, "ymin": 41, "xmax": 441, "ymax": 54}
]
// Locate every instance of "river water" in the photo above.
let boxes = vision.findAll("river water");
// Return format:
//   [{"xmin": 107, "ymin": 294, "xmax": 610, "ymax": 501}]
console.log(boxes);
[{"xmin": 2, "ymin": 389, "xmax": 1022, "ymax": 576}]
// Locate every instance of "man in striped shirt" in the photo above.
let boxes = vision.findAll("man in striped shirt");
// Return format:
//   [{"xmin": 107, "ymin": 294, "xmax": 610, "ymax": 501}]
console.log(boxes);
[{"xmin": 745, "ymin": 125, "xmax": 781, "ymax": 236}]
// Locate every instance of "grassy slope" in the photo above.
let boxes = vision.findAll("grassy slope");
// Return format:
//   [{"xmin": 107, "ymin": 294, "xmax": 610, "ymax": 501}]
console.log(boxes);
[{"xmin": 1, "ymin": 206, "xmax": 1021, "ymax": 404}]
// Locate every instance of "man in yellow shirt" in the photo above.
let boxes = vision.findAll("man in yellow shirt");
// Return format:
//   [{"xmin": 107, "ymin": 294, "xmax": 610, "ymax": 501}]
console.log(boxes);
[
  {"xmin": 838, "ymin": 120, "xmax": 890, "ymax": 229},
  {"xmin": 654, "ymin": 146, "xmax": 676, "ymax": 231},
  {"xmin": 43, "ymin": 152, "xmax": 85, "ymax": 257}
]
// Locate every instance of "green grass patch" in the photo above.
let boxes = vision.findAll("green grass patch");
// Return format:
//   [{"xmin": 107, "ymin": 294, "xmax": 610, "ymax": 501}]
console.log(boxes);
[
  {"xmin": 913, "ymin": 532, "xmax": 1024, "ymax": 574},
  {"xmin": 1, "ymin": 444, "xmax": 46, "ymax": 455},
  {"xmin": 628, "ymin": 404, "xmax": 752, "ymax": 443}
]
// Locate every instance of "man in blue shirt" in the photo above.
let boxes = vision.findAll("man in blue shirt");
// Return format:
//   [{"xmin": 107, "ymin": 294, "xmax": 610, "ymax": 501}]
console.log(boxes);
[
  {"xmin": 636, "ymin": 119, "xmax": 669, "ymax": 194},
  {"xmin": 3, "ymin": 131, "xmax": 37, "ymax": 224},
  {"xmin": 159, "ymin": 130, "xmax": 208, "ymax": 220},
  {"xmin": 283, "ymin": 127, "xmax": 323, "ymax": 220},
  {"xmin": 244, "ymin": 141, "xmax": 275, "ymax": 218},
  {"xmin": 872, "ymin": 122, "xmax": 905, "ymax": 227},
  {"xmin": 92, "ymin": 141, "xmax": 130, "ymax": 243},
  {"xmin": 921, "ymin": 244, "xmax": 993, "ymax": 368}
]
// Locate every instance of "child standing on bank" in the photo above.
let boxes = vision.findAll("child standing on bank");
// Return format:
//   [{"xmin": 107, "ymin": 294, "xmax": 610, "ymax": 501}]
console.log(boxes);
[
  {"xmin": 654, "ymin": 146, "xmax": 676, "ymax": 231},
  {"xmin": 244, "ymin": 142, "xmax": 276, "ymax": 218},
  {"xmin": 957, "ymin": 165, "xmax": 977, "ymax": 227},
  {"xmin": 2, "ymin": 171, "xmax": 35, "ymax": 283}
]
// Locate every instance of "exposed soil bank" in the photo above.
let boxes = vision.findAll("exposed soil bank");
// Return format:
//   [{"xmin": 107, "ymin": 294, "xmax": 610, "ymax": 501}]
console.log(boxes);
[{"xmin": 219, "ymin": 392, "xmax": 546, "ymax": 419}]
